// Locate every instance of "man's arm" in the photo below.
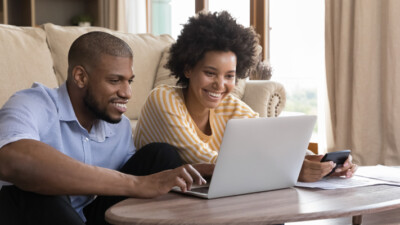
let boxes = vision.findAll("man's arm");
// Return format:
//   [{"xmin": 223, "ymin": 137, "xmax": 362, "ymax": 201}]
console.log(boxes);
[{"xmin": 0, "ymin": 139, "xmax": 205, "ymax": 197}]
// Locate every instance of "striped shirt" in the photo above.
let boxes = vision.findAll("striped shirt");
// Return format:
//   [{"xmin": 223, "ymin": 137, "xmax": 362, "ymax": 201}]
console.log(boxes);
[{"xmin": 134, "ymin": 85, "xmax": 259, "ymax": 163}]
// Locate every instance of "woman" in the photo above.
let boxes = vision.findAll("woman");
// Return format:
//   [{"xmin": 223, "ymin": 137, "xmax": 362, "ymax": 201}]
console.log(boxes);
[{"xmin": 134, "ymin": 11, "xmax": 357, "ymax": 182}]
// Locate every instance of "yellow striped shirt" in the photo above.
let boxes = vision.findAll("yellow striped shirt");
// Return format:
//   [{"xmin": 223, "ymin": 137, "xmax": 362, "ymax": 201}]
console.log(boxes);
[{"xmin": 134, "ymin": 85, "xmax": 259, "ymax": 163}]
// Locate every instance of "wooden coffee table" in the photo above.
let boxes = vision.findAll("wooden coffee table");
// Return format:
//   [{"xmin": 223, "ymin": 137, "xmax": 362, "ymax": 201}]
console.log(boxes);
[{"xmin": 105, "ymin": 185, "xmax": 400, "ymax": 225}]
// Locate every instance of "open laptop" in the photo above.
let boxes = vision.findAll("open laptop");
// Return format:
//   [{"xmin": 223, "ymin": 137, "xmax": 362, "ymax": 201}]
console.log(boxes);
[{"xmin": 172, "ymin": 115, "xmax": 317, "ymax": 199}]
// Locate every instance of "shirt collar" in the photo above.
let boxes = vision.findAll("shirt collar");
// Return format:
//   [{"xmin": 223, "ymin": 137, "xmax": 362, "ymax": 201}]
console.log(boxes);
[
  {"xmin": 56, "ymin": 83, "xmax": 115, "ymax": 141},
  {"xmin": 57, "ymin": 83, "xmax": 76, "ymax": 122}
]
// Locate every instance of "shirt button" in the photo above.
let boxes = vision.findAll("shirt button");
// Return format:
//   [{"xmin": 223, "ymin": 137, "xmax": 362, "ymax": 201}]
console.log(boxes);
[{"xmin": 85, "ymin": 137, "xmax": 89, "ymax": 142}]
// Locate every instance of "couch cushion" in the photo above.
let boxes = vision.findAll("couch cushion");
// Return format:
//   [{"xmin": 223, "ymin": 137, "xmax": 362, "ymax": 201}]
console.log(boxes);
[
  {"xmin": 153, "ymin": 46, "xmax": 247, "ymax": 99},
  {"xmin": 230, "ymin": 78, "xmax": 246, "ymax": 99},
  {"xmin": 153, "ymin": 46, "xmax": 177, "ymax": 88},
  {"xmin": 43, "ymin": 23, "xmax": 174, "ymax": 120},
  {"xmin": 0, "ymin": 24, "xmax": 58, "ymax": 107}
]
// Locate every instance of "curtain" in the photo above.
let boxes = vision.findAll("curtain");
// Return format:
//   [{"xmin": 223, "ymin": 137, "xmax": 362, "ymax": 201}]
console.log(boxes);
[
  {"xmin": 99, "ymin": 0, "xmax": 127, "ymax": 32},
  {"xmin": 126, "ymin": 0, "xmax": 147, "ymax": 33},
  {"xmin": 325, "ymin": 0, "xmax": 400, "ymax": 165}
]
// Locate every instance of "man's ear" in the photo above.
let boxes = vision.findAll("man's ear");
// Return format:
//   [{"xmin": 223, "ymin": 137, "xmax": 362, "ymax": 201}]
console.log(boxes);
[{"xmin": 72, "ymin": 66, "xmax": 88, "ymax": 89}]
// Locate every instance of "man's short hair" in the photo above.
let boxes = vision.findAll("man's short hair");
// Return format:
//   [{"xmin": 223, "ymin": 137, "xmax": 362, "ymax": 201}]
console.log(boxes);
[{"xmin": 68, "ymin": 31, "xmax": 133, "ymax": 75}]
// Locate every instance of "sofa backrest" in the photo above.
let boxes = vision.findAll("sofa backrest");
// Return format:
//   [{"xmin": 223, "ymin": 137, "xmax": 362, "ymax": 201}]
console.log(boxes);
[
  {"xmin": 0, "ymin": 24, "xmax": 58, "ymax": 107},
  {"xmin": 0, "ymin": 23, "xmax": 245, "ymax": 120},
  {"xmin": 43, "ymin": 23, "xmax": 174, "ymax": 120}
]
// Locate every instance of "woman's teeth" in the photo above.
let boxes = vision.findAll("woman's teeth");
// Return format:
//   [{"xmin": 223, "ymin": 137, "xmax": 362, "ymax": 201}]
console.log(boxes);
[{"xmin": 208, "ymin": 92, "xmax": 221, "ymax": 98}]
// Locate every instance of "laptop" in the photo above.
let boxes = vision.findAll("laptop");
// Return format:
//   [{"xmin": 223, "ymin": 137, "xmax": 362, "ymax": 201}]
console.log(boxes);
[{"xmin": 172, "ymin": 115, "xmax": 317, "ymax": 199}]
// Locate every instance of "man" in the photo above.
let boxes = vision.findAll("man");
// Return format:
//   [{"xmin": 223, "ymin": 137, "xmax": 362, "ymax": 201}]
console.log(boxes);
[{"xmin": 0, "ymin": 31, "xmax": 207, "ymax": 225}]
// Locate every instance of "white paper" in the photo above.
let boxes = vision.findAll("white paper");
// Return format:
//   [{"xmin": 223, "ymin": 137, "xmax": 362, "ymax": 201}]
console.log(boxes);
[
  {"xmin": 295, "ymin": 176, "xmax": 398, "ymax": 189},
  {"xmin": 295, "ymin": 165, "xmax": 400, "ymax": 189},
  {"xmin": 355, "ymin": 165, "xmax": 400, "ymax": 183}
]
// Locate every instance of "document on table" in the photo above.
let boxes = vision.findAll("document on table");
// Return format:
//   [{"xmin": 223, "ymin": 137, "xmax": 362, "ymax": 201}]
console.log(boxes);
[
  {"xmin": 355, "ymin": 165, "xmax": 400, "ymax": 183},
  {"xmin": 295, "ymin": 165, "xmax": 400, "ymax": 189}
]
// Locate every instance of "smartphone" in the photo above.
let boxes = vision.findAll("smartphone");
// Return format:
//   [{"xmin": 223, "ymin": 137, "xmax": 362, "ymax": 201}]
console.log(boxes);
[{"xmin": 320, "ymin": 150, "xmax": 351, "ymax": 177}]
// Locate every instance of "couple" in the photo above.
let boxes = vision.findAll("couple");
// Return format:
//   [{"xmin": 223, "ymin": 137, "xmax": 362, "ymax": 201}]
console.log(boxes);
[{"xmin": 0, "ymin": 11, "xmax": 357, "ymax": 225}]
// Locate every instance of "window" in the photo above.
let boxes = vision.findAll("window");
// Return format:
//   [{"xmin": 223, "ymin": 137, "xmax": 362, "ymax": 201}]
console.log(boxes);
[
  {"xmin": 269, "ymin": 0, "xmax": 325, "ymax": 142},
  {"xmin": 127, "ymin": 0, "xmax": 195, "ymax": 39},
  {"xmin": 151, "ymin": 0, "xmax": 195, "ymax": 39},
  {"xmin": 209, "ymin": 0, "xmax": 250, "ymax": 26},
  {"xmin": 149, "ymin": 0, "xmax": 249, "ymax": 40},
  {"xmin": 126, "ymin": 0, "xmax": 147, "ymax": 33}
]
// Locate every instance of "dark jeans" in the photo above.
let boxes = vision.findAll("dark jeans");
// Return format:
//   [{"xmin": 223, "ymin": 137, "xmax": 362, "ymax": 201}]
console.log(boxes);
[{"xmin": 0, "ymin": 143, "xmax": 183, "ymax": 225}]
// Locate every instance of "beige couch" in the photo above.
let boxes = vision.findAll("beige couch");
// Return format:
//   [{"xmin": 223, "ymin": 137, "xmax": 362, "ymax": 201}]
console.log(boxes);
[
  {"xmin": 0, "ymin": 23, "xmax": 286, "ymax": 130},
  {"xmin": 0, "ymin": 23, "xmax": 286, "ymax": 188}
]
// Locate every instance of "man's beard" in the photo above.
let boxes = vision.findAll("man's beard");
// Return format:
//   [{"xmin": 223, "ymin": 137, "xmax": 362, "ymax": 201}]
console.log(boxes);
[{"xmin": 83, "ymin": 88, "xmax": 122, "ymax": 124}]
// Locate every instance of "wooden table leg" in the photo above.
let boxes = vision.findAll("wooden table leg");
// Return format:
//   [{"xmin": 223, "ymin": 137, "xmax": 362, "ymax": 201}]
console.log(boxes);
[{"xmin": 352, "ymin": 215, "xmax": 363, "ymax": 225}]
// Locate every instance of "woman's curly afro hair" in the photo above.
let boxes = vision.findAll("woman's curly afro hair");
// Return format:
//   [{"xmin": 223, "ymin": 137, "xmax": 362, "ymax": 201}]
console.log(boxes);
[{"xmin": 166, "ymin": 11, "xmax": 260, "ymax": 87}]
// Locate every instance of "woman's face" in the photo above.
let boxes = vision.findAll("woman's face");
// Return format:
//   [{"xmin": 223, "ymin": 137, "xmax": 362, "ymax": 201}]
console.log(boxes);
[{"xmin": 184, "ymin": 51, "xmax": 237, "ymax": 111}]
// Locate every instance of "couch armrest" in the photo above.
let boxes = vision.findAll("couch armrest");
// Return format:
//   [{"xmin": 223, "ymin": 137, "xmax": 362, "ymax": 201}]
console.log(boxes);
[{"xmin": 242, "ymin": 80, "xmax": 286, "ymax": 117}]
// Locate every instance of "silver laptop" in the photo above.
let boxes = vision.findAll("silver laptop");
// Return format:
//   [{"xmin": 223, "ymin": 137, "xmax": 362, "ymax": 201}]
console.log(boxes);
[{"xmin": 172, "ymin": 115, "xmax": 317, "ymax": 199}]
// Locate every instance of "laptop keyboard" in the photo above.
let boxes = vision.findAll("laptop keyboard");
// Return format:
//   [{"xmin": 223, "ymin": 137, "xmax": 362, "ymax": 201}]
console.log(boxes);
[{"xmin": 191, "ymin": 186, "xmax": 209, "ymax": 194}]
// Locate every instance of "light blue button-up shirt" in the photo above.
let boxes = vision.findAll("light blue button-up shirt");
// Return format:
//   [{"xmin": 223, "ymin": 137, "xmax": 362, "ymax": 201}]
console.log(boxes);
[{"xmin": 0, "ymin": 82, "xmax": 136, "ymax": 221}]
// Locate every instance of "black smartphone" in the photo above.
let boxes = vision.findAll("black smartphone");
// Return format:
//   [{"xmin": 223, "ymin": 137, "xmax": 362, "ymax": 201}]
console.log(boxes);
[{"xmin": 320, "ymin": 150, "xmax": 351, "ymax": 177}]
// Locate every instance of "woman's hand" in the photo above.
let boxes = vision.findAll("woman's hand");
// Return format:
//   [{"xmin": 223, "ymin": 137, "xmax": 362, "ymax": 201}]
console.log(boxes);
[
  {"xmin": 329, "ymin": 155, "xmax": 358, "ymax": 178},
  {"xmin": 298, "ymin": 154, "xmax": 358, "ymax": 182},
  {"xmin": 298, "ymin": 155, "xmax": 335, "ymax": 182}
]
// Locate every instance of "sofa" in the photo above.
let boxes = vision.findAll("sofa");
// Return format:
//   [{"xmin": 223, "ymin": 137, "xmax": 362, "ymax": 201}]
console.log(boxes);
[
  {"xmin": 0, "ymin": 23, "xmax": 286, "ymax": 182},
  {"xmin": 0, "ymin": 23, "xmax": 286, "ymax": 125}
]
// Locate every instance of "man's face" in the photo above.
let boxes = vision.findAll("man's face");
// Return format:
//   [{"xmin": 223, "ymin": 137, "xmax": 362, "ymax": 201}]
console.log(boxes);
[{"xmin": 83, "ymin": 54, "xmax": 134, "ymax": 123}]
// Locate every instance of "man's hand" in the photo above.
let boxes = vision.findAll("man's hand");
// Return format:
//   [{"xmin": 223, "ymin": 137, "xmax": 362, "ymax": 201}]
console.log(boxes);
[
  {"xmin": 192, "ymin": 163, "xmax": 215, "ymax": 178},
  {"xmin": 298, "ymin": 155, "xmax": 336, "ymax": 182},
  {"xmin": 131, "ymin": 164, "xmax": 206, "ymax": 198},
  {"xmin": 330, "ymin": 155, "xmax": 358, "ymax": 178}
]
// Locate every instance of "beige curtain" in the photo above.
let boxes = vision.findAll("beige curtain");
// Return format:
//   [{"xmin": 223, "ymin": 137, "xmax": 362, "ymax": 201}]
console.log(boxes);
[
  {"xmin": 325, "ymin": 0, "xmax": 400, "ymax": 165},
  {"xmin": 99, "ymin": 0, "xmax": 127, "ymax": 32}
]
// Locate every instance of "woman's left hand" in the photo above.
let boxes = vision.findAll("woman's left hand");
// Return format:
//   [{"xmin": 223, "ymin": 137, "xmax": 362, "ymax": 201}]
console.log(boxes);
[{"xmin": 329, "ymin": 155, "xmax": 358, "ymax": 178}]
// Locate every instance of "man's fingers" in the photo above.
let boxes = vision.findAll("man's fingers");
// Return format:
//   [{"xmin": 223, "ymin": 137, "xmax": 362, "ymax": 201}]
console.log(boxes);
[
  {"xmin": 168, "ymin": 165, "xmax": 207, "ymax": 193},
  {"xmin": 174, "ymin": 176, "xmax": 188, "ymax": 192},
  {"xmin": 174, "ymin": 165, "xmax": 205, "ymax": 190},
  {"xmin": 184, "ymin": 164, "xmax": 207, "ymax": 185},
  {"xmin": 176, "ymin": 167, "xmax": 194, "ymax": 190},
  {"xmin": 192, "ymin": 163, "xmax": 215, "ymax": 177}
]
